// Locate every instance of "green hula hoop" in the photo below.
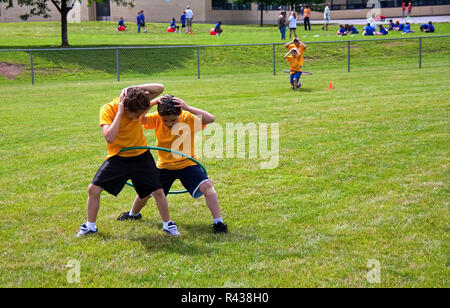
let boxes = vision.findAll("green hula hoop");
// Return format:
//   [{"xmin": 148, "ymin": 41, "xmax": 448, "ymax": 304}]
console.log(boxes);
[{"xmin": 119, "ymin": 146, "xmax": 208, "ymax": 195}]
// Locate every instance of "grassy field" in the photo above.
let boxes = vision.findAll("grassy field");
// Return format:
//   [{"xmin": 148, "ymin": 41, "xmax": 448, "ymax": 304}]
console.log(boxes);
[
  {"xmin": 0, "ymin": 22, "xmax": 449, "ymax": 85},
  {"xmin": 0, "ymin": 22, "xmax": 449, "ymax": 288}
]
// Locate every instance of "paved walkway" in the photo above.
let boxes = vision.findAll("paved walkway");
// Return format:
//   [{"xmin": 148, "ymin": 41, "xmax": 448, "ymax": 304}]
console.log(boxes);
[{"xmin": 310, "ymin": 15, "xmax": 450, "ymax": 25}]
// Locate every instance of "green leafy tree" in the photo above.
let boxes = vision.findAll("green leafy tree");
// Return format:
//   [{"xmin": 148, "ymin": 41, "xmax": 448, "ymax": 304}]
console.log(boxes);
[{"xmin": 0, "ymin": 0, "xmax": 135, "ymax": 46}]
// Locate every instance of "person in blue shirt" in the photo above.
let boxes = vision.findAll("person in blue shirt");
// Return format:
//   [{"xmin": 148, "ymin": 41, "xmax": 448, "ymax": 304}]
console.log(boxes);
[
  {"xmin": 398, "ymin": 22, "xmax": 405, "ymax": 32},
  {"xmin": 214, "ymin": 21, "xmax": 223, "ymax": 35},
  {"xmin": 136, "ymin": 12, "xmax": 141, "ymax": 33},
  {"xmin": 421, "ymin": 21, "xmax": 435, "ymax": 33},
  {"xmin": 402, "ymin": 22, "xmax": 414, "ymax": 34},
  {"xmin": 180, "ymin": 11, "xmax": 187, "ymax": 33},
  {"xmin": 170, "ymin": 17, "xmax": 179, "ymax": 33},
  {"xmin": 337, "ymin": 25, "xmax": 346, "ymax": 36},
  {"xmin": 363, "ymin": 23, "xmax": 375, "ymax": 36},
  {"xmin": 348, "ymin": 24, "xmax": 359, "ymax": 34},
  {"xmin": 377, "ymin": 25, "xmax": 388, "ymax": 35},
  {"xmin": 388, "ymin": 19, "xmax": 396, "ymax": 31},
  {"xmin": 140, "ymin": 10, "xmax": 147, "ymax": 33}
]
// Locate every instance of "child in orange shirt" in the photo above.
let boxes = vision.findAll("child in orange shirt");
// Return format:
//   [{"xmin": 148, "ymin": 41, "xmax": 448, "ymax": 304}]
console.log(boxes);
[
  {"xmin": 284, "ymin": 39, "xmax": 306, "ymax": 90},
  {"xmin": 123, "ymin": 95, "xmax": 228, "ymax": 234},
  {"xmin": 77, "ymin": 84, "xmax": 181, "ymax": 237}
]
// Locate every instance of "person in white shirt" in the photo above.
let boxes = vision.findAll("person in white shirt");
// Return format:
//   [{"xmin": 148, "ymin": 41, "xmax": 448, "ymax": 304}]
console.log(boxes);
[
  {"xmin": 185, "ymin": 6, "xmax": 194, "ymax": 33},
  {"xmin": 322, "ymin": 4, "xmax": 331, "ymax": 30},
  {"xmin": 288, "ymin": 11, "xmax": 298, "ymax": 40}
]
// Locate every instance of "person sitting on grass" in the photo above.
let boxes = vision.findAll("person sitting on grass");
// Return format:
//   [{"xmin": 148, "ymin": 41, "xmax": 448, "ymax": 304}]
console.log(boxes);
[
  {"xmin": 77, "ymin": 83, "xmax": 181, "ymax": 237},
  {"xmin": 402, "ymin": 21, "xmax": 414, "ymax": 34},
  {"xmin": 363, "ymin": 23, "xmax": 375, "ymax": 36},
  {"xmin": 214, "ymin": 21, "xmax": 223, "ymax": 35},
  {"xmin": 348, "ymin": 24, "xmax": 359, "ymax": 34},
  {"xmin": 121, "ymin": 95, "xmax": 228, "ymax": 234},
  {"xmin": 376, "ymin": 24, "xmax": 388, "ymax": 35},
  {"xmin": 420, "ymin": 21, "xmax": 435, "ymax": 33},
  {"xmin": 170, "ymin": 17, "xmax": 180, "ymax": 33},
  {"xmin": 388, "ymin": 19, "xmax": 396, "ymax": 31},
  {"xmin": 284, "ymin": 48, "xmax": 303, "ymax": 91},
  {"xmin": 117, "ymin": 17, "xmax": 127, "ymax": 31},
  {"xmin": 337, "ymin": 25, "xmax": 346, "ymax": 36}
]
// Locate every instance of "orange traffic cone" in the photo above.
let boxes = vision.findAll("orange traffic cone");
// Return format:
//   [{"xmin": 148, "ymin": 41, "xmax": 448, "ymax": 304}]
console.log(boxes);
[
  {"xmin": 189, "ymin": 30, "xmax": 193, "ymax": 35},
  {"xmin": 328, "ymin": 81, "xmax": 333, "ymax": 90}
]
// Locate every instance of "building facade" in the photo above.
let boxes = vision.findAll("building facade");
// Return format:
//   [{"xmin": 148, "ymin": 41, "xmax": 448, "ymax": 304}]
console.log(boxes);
[{"xmin": 1, "ymin": 0, "xmax": 449, "ymax": 24}]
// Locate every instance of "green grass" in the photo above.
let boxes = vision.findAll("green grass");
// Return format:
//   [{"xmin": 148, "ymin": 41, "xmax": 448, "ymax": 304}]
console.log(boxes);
[
  {"xmin": 0, "ymin": 22, "xmax": 449, "ymax": 288},
  {"xmin": 0, "ymin": 64, "xmax": 449, "ymax": 287},
  {"xmin": 0, "ymin": 22, "xmax": 449, "ymax": 85},
  {"xmin": 1, "ymin": 21, "xmax": 450, "ymax": 47}
]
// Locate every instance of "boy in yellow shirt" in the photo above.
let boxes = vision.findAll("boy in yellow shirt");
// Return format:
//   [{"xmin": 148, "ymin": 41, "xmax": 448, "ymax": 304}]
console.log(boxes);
[
  {"xmin": 285, "ymin": 48, "xmax": 303, "ymax": 91},
  {"xmin": 119, "ymin": 95, "xmax": 228, "ymax": 234},
  {"xmin": 284, "ymin": 38, "xmax": 307, "ymax": 90},
  {"xmin": 77, "ymin": 83, "xmax": 180, "ymax": 237}
]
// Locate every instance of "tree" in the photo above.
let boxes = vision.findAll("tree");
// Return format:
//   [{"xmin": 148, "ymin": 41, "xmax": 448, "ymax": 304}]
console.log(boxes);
[{"xmin": 0, "ymin": 0, "xmax": 135, "ymax": 47}]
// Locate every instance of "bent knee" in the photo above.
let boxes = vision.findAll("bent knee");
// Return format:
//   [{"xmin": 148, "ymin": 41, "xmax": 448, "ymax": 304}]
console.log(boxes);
[
  {"xmin": 88, "ymin": 183, "xmax": 103, "ymax": 196},
  {"xmin": 199, "ymin": 181, "xmax": 216, "ymax": 196}
]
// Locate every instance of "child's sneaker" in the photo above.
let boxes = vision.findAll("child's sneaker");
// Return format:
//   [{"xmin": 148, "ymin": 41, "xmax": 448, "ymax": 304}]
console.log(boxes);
[
  {"xmin": 76, "ymin": 223, "xmax": 98, "ymax": 237},
  {"xmin": 297, "ymin": 82, "xmax": 302, "ymax": 88},
  {"xmin": 117, "ymin": 211, "xmax": 142, "ymax": 221},
  {"xmin": 212, "ymin": 222, "xmax": 228, "ymax": 234},
  {"xmin": 163, "ymin": 221, "xmax": 180, "ymax": 236}
]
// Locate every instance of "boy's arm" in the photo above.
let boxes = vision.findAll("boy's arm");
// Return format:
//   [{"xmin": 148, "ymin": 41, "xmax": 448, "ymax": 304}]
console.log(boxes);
[
  {"xmin": 102, "ymin": 100, "xmax": 125, "ymax": 144},
  {"xmin": 173, "ymin": 97, "xmax": 215, "ymax": 124},
  {"xmin": 284, "ymin": 38, "xmax": 296, "ymax": 49},
  {"xmin": 121, "ymin": 83, "xmax": 165, "ymax": 102},
  {"xmin": 284, "ymin": 49, "xmax": 295, "ymax": 58}
]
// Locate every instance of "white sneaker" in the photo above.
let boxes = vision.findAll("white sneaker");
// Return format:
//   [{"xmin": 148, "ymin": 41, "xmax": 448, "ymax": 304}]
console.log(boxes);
[
  {"xmin": 76, "ymin": 223, "xmax": 98, "ymax": 237},
  {"xmin": 163, "ymin": 221, "xmax": 180, "ymax": 236}
]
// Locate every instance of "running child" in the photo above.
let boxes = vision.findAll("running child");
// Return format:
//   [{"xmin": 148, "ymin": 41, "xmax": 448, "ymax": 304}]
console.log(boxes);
[
  {"xmin": 77, "ymin": 83, "xmax": 180, "ymax": 237},
  {"xmin": 120, "ymin": 95, "xmax": 228, "ymax": 234}
]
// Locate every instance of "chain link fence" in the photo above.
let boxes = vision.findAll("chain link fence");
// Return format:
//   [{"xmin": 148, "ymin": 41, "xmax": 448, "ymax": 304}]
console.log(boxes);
[{"xmin": 0, "ymin": 35, "xmax": 449, "ymax": 85}]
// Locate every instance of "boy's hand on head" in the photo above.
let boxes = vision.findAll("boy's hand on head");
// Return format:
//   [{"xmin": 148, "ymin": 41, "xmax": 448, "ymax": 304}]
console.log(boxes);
[
  {"xmin": 172, "ymin": 97, "xmax": 188, "ymax": 110},
  {"xmin": 119, "ymin": 87, "xmax": 130, "ymax": 103},
  {"xmin": 117, "ymin": 99, "xmax": 125, "ymax": 115}
]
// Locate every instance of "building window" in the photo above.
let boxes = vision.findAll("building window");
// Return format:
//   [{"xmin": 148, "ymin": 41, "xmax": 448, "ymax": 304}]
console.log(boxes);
[{"xmin": 212, "ymin": 0, "xmax": 251, "ymax": 10}]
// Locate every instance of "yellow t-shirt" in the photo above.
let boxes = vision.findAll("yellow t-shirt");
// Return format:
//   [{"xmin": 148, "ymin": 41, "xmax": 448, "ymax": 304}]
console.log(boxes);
[
  {"xmin": 286, "ymin": 55, "xmax": 302, "ymax": 72},
  {"xmin": 144, "ymin": 110, "xmax": 206, "ymax": 170},
  {"xmin": 286, "ymin": 44, "xmax": 305, "ymax": 71},
  {"xmin": 99, "ymin": 97, "xmax": 148, "ymax": 159}
]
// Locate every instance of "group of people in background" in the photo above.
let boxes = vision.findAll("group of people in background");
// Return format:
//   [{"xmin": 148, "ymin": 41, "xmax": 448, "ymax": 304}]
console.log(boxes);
[
  {"xmin": 277, "ymin": 6, "xmax": 312, "ymax": 40},
  {"xmin": 168, "ymin": 6, "xmax": 195, "ymax": 34}
]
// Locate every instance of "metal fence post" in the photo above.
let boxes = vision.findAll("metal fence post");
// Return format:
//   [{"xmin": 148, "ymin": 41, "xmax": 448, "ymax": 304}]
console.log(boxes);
[
  {"xmin": 347, "ymin": 40, "xmax": 351, "ymax": 72},
  {"xmin": 116, "ymin": 48, "xmax": 120, "ymax": 82},
  {"xmin": 197, "ymin": 47, "xmax": 200, "ymax": 79},
  {"xmin": 419, "ymin": 37, "xmax": 422, "ymax": 69},
  {"xmin": 29, "ymin": 51, "xmax": 34, "ymax": 85},
  {"xmin": 273, "ymin": 43, "xmax": 276, "ymax": 75}
]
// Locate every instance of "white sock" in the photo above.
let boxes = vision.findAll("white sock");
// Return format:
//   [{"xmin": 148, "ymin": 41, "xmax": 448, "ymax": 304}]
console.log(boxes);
[
  {"xmin": 213, "ymin": 217, "xmax": 223, "ymax": 224},
  {"xmin": 162, "ymin": 221, "xmax": 170, "ymax": 229},
  {"xmin": 129, "ymin": 210, "xmax": 139, "ymax": 217},
  {"xmin": 87, "ymin": 221, "xmax": 97, "ymax": 231}
]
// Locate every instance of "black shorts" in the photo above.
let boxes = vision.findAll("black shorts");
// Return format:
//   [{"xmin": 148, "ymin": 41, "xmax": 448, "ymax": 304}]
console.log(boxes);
[
  {"xmin": 92, "ymin": 150, "xmax": 162, "ymax": 199},
  {"xmin": 159, "ymin": 165, "xmax": 210, "ymax": 199}
]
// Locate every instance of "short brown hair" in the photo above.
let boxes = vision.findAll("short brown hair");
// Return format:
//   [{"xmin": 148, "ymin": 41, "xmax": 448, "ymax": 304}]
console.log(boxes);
[{"xmin": 123, "ymin": 87, "xmax": 150, "ymax": 112}]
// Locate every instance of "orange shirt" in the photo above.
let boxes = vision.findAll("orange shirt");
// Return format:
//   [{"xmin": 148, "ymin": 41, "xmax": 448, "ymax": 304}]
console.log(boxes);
[
  {"xmin": 144, "ymin": 111, "xmax": 206, "ymax": 170},
  {"xmin": 286, "ymin": 55, "xmax": 302, "ymax": 72},
  {"xmin": 304, "ymin": 8, "xmax": 311, "ymax": 17},
  {"xmin": 286, "ymin": 44, "xmax": 305, "ymax": 71},
  {"xmin": 99, "ymin": 98, "xmax": 148, "ymax": 159}
]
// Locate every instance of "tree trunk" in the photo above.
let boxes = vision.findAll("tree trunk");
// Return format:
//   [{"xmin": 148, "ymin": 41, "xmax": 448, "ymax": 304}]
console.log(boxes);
[
  {"xmin": 61, "ymin": 1, "xmax": 70, "ymax": 47},
  {"xmin": 260, "ymin": 2, "xmax": 263, "ymax": 27}
]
